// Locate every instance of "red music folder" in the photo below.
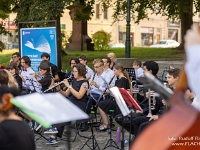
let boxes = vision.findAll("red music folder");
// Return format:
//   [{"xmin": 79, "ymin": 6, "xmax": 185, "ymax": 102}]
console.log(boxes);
[{"xmin": 118, "ymin": 88, "xmax": 142, "ymax": 111}]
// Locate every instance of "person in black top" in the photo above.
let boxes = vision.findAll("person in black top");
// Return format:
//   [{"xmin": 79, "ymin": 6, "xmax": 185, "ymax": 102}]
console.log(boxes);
[
  {"xmin": 41, "ymin": 53, "xmax": 59, "ymax": 82},
  {"xmin": 11, "ymin": 52, "xmax": 22, "ymax": 72},
  {"xmin": 0, "ymin": 85, "xmax": 35, "ymax": 150},
  {"xmin": 97, "ymin": 63, "xmax": 131, "ymax": 131},
  {"xmin": 32, "ymin": 60, "xmax": 54, "ymax": 93},
  {"xmin": 44, "ymin": 63, "xmax": 89, "ymax": 144},
  {"xmin": 6, "ymin": 61, "xmax": 22, "ymax": 91},
  {"xmin": 64, "ymin": 58, "xmax": 80, "ymax": 84},
  {"xmin": 115, "ymin": 60, "xmax": 164, "ymax": 134}
]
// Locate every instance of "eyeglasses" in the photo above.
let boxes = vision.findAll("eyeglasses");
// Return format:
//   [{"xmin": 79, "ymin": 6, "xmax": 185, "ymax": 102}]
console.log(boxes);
[
  {"xmin": 94, "ymin": 65, "xmax": 101, "ymax": 69},
  {"xmin": 12, "ymin": 56, "xmax": 17, "ymax": 58}
]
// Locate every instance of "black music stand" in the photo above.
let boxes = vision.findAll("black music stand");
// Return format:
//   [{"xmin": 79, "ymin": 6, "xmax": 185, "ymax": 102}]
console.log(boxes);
[
  {"xmin": 79, "ymin": 116, "xmax": 100, "ymax": 150},
  {"xmin": 124, "ymin": 68, "xmax": 137, "ymax": 86}
]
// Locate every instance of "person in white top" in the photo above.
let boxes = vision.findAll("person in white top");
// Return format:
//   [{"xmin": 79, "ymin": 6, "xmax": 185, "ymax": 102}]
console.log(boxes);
[
  {"xmin": 85, "ymin": 59, "xmax": 107, "ymax": 114},
  {"xmin": 79, "ymin": 55, "xmax": 94, "ymax": 80},
  {"xmin": 20, "ymin": 56, "xmax": 40, "ymax": 93},
  {"xmin": 132, "ymin": 60, "xmax": 144, "ymax": 79},
  {"xmin": 90, "ymin": 59, "xmax": 107, "ymax": 99},
  {"xmin": 101, "ymin": 57, "xmax": 116, "ymax": 87}
]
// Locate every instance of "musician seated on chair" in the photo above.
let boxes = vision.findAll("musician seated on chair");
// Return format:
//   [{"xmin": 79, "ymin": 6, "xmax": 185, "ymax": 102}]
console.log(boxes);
[
  {"xmin": 41, "ymin": 53, "xmax": 59, "ymax": 82},
  {"xmin": 0, "ymin": 85, "xmax": 35, "ymax": 150},
  {"xmin": 20, "ymin": 56, "xmax": 35, "ymax": 93},
  {"xmin": 64, "ymin": 58, "xmax": 80, "ymax": 85},
  {"xmin": 78, "ymin": 55, "xmax": 94, "ymax": 80},
  {"xmin": 132, "ymin": 59, "xmax": 144, "ymax": 79},
  {"xmin": 32, "ymin": 60, "xmax": 54, "ymax": 93},
  {"xmin": 86, "ymin": 59, "xmax": 107, "ymax": 114},
  {"xmin": 130, "ymin": 67, "xmax": 181, "ymax": 138},
  {"xmin": 96, "ymin": 63, "xmax": 131, "ymax": 132},
  {"xmin": 115, "ymin": 60, "xmax": 163, "ymax": 133},
  {"xmin": 44, "ymin": 63, "xmax": 89, "ymax": 145}
]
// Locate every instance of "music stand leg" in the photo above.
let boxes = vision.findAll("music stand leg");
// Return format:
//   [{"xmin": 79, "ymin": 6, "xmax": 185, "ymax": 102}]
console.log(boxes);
[
  {"xmin": 103, "ymin": 115, "xmax": 120, "ymax": 150},
  {"xmin": 80, "ymin": 117, "xmax": 100, "ymax": 150}
]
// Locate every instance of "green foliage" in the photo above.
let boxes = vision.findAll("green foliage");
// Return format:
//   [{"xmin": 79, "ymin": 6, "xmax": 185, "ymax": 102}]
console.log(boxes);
[
  {"xmin": 61, "ymin": 30, "xmax": 72, "ymax": 50},
  {"xmin": 92, "ymin": 30, "xmax": 112, "ymax": 51},
  {"xmin": 112, "ymin": 0, "xmax": 200, "ymax": 23},
  {"xmin": 0, "ymin": 0, "xmax": 14, "ymax": 36},
  {"xmin": 0, "ymin": 41, "xmax": 5, "ymax": 52}
]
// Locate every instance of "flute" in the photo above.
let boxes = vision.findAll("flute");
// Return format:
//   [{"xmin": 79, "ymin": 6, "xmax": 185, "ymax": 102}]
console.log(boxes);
[
  {"xmin": 43, "ymin": 81, "xmax": 64, "ymax": 93},
  {"xmin": 44, "ymin": 75, "xmax": 73, "ymax": 93}
]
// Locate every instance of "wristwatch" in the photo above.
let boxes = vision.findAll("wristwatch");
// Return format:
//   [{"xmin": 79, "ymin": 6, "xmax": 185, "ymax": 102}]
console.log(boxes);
[{"xmin": 68, "ymin": 86, "xmax": 72, "ymax": 89}]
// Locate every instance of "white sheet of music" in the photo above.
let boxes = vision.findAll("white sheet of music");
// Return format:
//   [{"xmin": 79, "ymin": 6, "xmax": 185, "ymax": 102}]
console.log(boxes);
[
  {"xmin": 110, "ymin": 86, "xmax": 130, "ymax": 117},
  {"xmin": 11, "ymin": 93, "xmax": 89, "ymax": 128},
  {"xmin": 23, "ymin": 75, "xmax": 42, "ymax": 93}
]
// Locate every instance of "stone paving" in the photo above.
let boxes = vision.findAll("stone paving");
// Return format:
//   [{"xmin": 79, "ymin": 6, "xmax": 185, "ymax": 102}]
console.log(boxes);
[
  {"xmin": 34, "ymin": 60, "xmax": 184, "ymax": 150},
  {"xmin": 35, "ymin": 122, "xmax": 130, "ymax": 150}
]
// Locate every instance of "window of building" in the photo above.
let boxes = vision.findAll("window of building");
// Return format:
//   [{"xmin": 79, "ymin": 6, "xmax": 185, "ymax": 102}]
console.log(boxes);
[
  {"xmin": 168, "ymin": 29, "xmax": 178, "ymax": 41},
  {"xmin": 103, "ymin": 9, "xmax": 108, "ymax": 19},
  {"xmin": 141, "ymin": 27, "xmax": 154, "ymax": 46},
  {"xmin": 96, "ymin": 4, "xmax": 100, "ymax": 19}
]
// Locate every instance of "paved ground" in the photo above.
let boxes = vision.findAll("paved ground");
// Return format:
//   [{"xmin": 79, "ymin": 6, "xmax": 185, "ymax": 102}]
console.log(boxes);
[
  {"xmin": 34, "ymin": 60, "xmax": 184, "ymax": 150},
  {"xmin": 35, "ymin": 121, "xmax": 130, "ymax": 150}
]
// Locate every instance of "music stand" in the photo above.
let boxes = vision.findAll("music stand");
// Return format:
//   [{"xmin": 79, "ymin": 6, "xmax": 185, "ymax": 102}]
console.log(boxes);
[
  {"xmin": 124, "ymin": 68, "xmax": 137, "ymax": 86},
  {"xmin": 118, "ymin": 88, "xmax": 142, "ymax": 111},
  {"xmin": 108, "ymin": 87, "xmax": 131, "ymax": 150}
]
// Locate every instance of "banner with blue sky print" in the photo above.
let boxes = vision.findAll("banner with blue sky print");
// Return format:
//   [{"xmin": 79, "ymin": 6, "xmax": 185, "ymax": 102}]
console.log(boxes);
[{"xmin": 20, "ymin": 27, "xmax": 57, "ymax": 73}]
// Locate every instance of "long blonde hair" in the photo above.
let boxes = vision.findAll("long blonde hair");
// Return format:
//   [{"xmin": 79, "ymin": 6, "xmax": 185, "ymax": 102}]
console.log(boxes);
[{"xmin": 4, "ymin": 69, "xmax": 18, "ymax": 88}]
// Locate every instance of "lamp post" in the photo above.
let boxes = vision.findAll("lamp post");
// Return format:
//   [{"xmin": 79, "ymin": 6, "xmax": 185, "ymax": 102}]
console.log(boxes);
[{"xmin": 125, "ymin": 0, "xmax": 131, "ymax": 58}]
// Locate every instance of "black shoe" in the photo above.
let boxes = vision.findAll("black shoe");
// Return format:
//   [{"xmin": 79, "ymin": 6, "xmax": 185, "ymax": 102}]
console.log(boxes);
[{"xmin": 80, "ymin": 123, "xmax": 89, "ymax": 132}]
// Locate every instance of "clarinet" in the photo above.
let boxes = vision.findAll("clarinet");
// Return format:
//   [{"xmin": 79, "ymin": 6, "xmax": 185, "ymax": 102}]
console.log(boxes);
[{"xmin": 95, "ymin": 75, "xmax": 115, "ymax": 107}]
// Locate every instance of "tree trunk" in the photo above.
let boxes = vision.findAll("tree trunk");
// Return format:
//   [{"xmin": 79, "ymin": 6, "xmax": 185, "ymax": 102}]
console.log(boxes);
[{"xmin": 176, "ymin": 0, "xmax": 193, "ymax": 50}]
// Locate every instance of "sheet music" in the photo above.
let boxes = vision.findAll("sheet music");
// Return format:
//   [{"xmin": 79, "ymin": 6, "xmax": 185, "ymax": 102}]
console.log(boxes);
[
  {"xmin": 11, "ymin": 93, "xmax": 89, "ymax": 128},
  {"xmin": 23, "ymin": 75, "xmax": 42, "ymax": 93},
  {"xmin": 110, "ymin": 87, "xmax": 130, "ymax": 116}
]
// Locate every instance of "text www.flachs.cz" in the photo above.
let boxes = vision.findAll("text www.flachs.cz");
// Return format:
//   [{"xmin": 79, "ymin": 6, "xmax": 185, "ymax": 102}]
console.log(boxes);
[{"xmin": 172, "ymin": 142, "xmax": 200, "ymax": 146}]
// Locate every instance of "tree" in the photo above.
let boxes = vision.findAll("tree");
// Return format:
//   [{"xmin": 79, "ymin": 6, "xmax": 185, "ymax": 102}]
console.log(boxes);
[
  {"xmin": 13, "ymin": 0, "xmax": 200, "ymax": 50},
  {"xmin": 0, "ymin": 0, "xmax": 13, "ymax": 50},
  {"xmin": 112, "ymin": 0, "xmax": 200, "ymax": 50}
]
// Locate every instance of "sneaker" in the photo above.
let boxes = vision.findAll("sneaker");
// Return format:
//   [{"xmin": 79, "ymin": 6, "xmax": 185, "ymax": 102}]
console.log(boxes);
[
  {"xmin": 34, "ymin": 123, "xmax": 42, "ymax": 131},
  {"xmin": 46, "ymin": 136, "xmax": 59, "ymax": 145},
  {"xmin": 44, "ymin": 127, "xmax": 58, "ymax": 134}
]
